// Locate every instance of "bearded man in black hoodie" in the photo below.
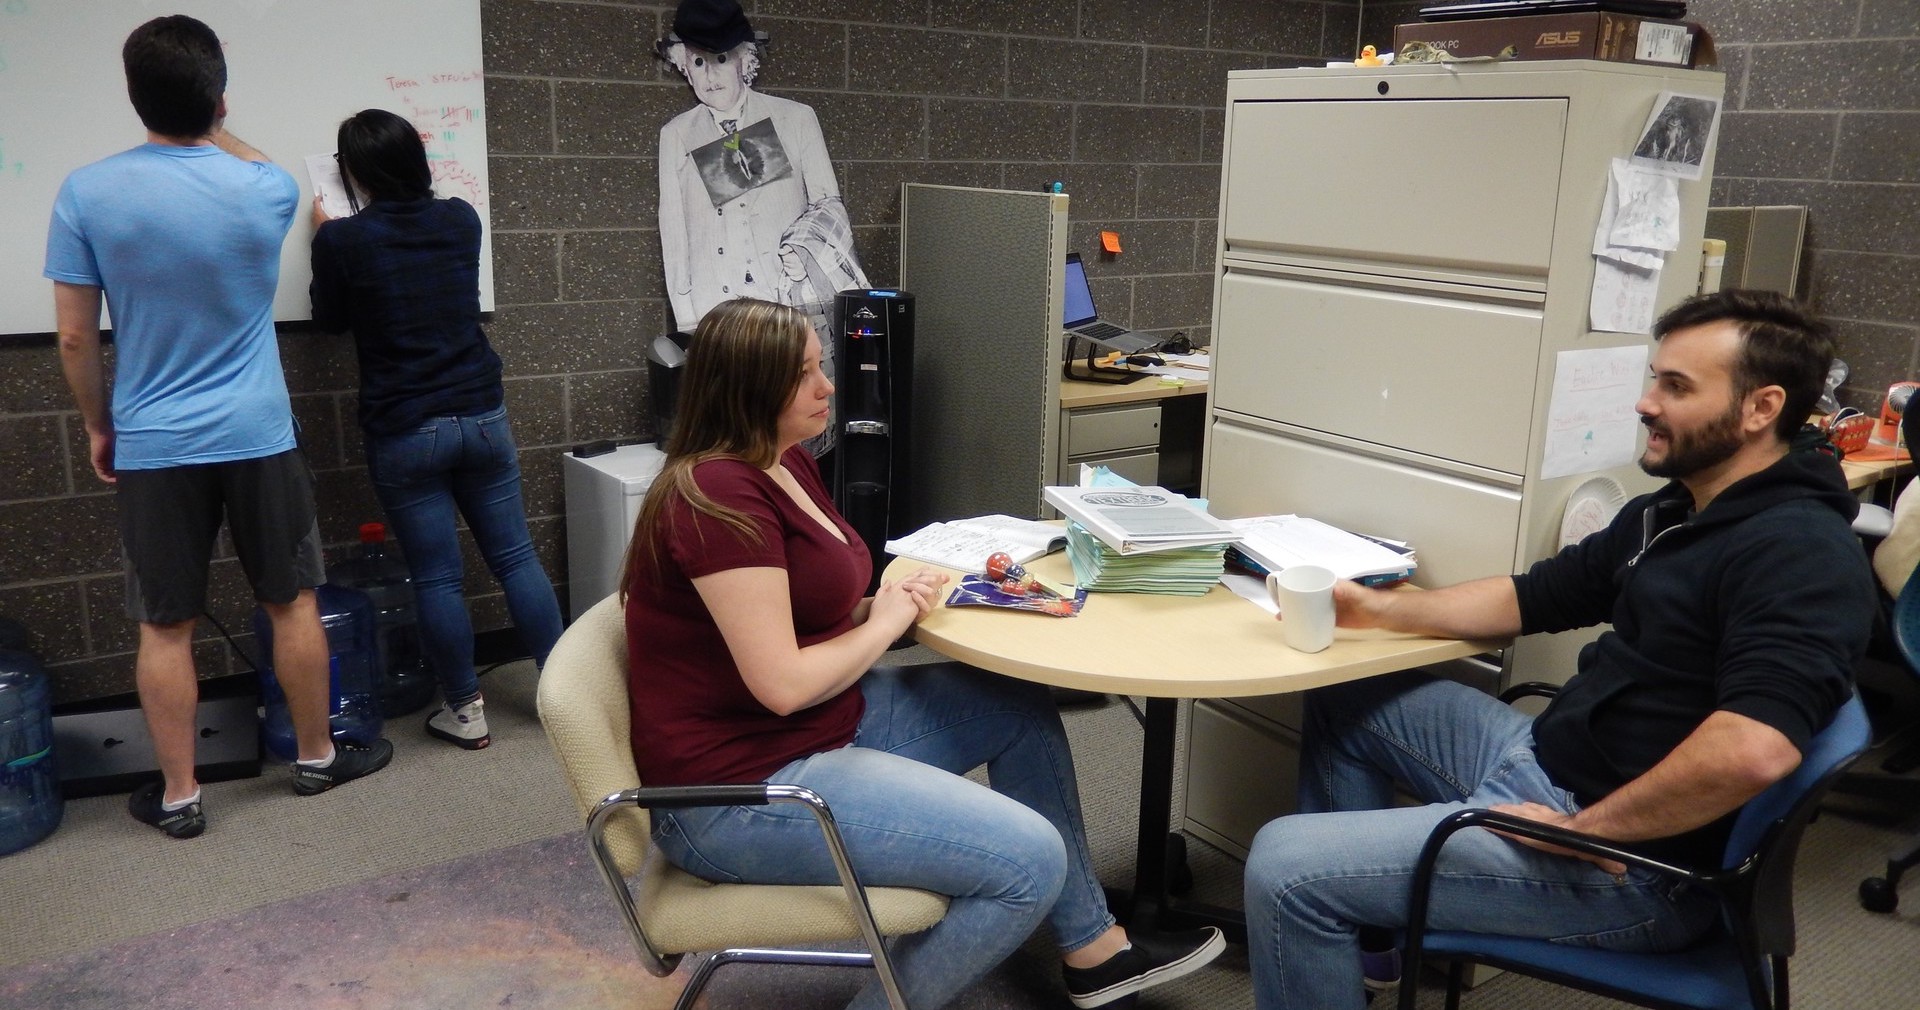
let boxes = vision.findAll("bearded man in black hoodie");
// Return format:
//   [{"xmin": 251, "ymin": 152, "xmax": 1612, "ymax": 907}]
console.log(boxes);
[{"xmin": 1242, "ymin": 290, "xmax": 1875, "ymax": 1010}]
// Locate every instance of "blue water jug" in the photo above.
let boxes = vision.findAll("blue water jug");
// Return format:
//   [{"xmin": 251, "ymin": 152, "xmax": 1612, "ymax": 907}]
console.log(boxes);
[
  {"xmin": 328, "ymin": 522, "xmax": 434, "ymax": 718},
  {"xmin": 0, "ymin": 649, "xmax": 62, "ymax": 855},
  {"xmin": 254, "ymin": 584, "xmax": 383, "ymax": 762}
]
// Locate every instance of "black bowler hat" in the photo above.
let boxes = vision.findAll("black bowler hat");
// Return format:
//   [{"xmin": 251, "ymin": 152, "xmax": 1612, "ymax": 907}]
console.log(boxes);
[{"xmin": 670, "ymin": 0, "xmax": 756, "ymax": 53}]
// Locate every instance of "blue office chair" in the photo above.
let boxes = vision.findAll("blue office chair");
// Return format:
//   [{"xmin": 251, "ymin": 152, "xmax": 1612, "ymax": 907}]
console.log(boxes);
[
  {"xmin": 1851, "ymin": 566, "xmax": 1920, "ymax": 912},
  {"xmin": 1396, "ymin": 690, "xmax": 1872, "ymax": 1010}
]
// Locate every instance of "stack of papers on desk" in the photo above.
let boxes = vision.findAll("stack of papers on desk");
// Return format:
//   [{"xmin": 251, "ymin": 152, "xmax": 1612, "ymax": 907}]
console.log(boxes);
[
  {"xmin": 884, "ymin": 514, "xmax": 1067, "ymax": 574},
  {"xmin": 1042, "ymin": 484, "xmax": 1240, "ymax": 555},
  {"xmin": 1225, "ymin": 515, "xmax": 1417, "ymax": 586},
  {"xmin": 1062, "ymin": 523, "xmax": 1228, "ymax": 596}
]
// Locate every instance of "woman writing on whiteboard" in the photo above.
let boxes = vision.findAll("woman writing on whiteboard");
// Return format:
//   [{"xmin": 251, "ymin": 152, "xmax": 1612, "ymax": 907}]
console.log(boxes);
[
  {"xmin": 618, "ymin": 296, "xmax": 1223, "ymax": 1010},
  {"xmin": 310, "ymin": 108, "xmax": 562, "ymax": 750}
]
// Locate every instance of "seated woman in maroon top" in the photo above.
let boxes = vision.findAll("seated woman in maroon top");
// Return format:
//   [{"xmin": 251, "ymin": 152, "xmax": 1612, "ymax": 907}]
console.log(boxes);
[{"xmin": 619, "ymin": 297, "xmax": 1222, "ymax": 1010}]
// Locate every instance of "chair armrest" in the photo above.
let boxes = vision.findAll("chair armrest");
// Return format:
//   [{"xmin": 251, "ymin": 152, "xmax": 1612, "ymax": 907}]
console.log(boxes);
[
  {"xmin": 1415, "ymin": 808, "xmax": 1705, "ymax": 886},
  {"xmin": 1397, "ymin": 807, "xmax": 1715, "ymax": 1010},
  {"xmin": 621, "ymin": 784, "xmax": 773, "ymax": 809},
  {"xmin": 1499, "ymin": 681, "xmax": 1562, "ymax": 704}
]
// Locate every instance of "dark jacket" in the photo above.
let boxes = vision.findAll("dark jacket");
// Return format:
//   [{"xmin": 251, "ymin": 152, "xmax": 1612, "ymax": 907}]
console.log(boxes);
[
  {"xmin": 310, "ymin": 197, "xmax": 503, "ymax": 436},
  {"xmin": 1515, "ymin": 449, "xmax": 1873, "ymax": 865}
]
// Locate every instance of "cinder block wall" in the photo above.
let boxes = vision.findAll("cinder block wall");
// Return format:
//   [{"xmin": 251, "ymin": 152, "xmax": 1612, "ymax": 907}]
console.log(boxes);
[{"xmin": 0, "ymin": 0, "xmax": 1359, "ymax": 703}]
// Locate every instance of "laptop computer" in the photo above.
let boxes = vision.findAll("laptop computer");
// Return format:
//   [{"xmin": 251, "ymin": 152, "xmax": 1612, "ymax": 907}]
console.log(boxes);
[{"xmin": 1062, "ymin": 253, "xmax": 1157, "ymax": 355}]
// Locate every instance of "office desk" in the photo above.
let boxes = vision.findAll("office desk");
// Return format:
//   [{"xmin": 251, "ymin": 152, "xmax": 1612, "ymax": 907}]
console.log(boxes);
[
  {"xmin": 1843, "ymin": 455, "xmax": 1910, "ymax": 496},
  {"xmin": 1058, "ymin": 372, "xmax": 1209, "ymax": 491},
  {"xmin": 883, "ymin": 550, "xmax": 1500, "ymax": 940}
]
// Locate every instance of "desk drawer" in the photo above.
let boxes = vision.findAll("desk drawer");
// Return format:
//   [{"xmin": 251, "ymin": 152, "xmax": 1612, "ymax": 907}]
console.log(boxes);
[
  {"xmin": 1222, "ymin": 98, "xmax": 1566, "ymax": 278},
  {"xmin": 1204, "ymin": 421, "xmax": 1522, "ymax": 586},
  {"xmin": 1061, "ymin": 449, "xmax": 1158, "ymax": 487},
  {"xmin": 1066, "ymin": 404, "xmax": 1161, "ymax": 457},
  {"xmin": 1182, "ymin": 698, "xmax": 1300, "ymax": 860},
  {"xmin": 1213, "ymin": 271, "xmax": 1542, "ymax": 475}
]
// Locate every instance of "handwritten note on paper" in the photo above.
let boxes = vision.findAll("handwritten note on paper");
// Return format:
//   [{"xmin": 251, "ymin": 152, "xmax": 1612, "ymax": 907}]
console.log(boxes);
[
  {"xmin": 304, "ymin": 153, "xmax": 356, "ymax": 219},
  {"xmin": 1542, "ymin": 344, "xmax": 1649, "ymax": 481},
  {"xmin": 1607, "ymin": 160, "xmax": 1681, "ymax": 253},
  {"xmin": 1591, "ymin": 255, "xmax": 1663, "ymax": 335},
  {"xmin": 1592, "ymin": 158, "xmax": 1670, "ymax": 270}
]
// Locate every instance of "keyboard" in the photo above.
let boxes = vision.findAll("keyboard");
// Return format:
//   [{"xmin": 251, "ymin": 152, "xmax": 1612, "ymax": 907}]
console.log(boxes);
[{"xmin": 1075, "ymin": 321, "xmax": 1129, "ymax": 341}]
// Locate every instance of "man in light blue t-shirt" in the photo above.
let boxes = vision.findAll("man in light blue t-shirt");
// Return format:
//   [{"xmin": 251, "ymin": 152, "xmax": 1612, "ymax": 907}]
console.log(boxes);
[{"xmin": 47, "ymin": 15, "xmax": 391, "ymax": 839}]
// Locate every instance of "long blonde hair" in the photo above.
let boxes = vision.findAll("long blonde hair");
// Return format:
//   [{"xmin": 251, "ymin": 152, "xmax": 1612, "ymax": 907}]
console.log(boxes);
[{"xmin": 618, "ymin": 298, "xmax": 812, "ymax": 600}]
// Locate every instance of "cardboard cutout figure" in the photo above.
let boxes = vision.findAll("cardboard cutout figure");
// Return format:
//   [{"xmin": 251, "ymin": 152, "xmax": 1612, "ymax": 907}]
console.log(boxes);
[{"xmin": 655, "ymin": 0, "xmax": 868, "ymax": 343}]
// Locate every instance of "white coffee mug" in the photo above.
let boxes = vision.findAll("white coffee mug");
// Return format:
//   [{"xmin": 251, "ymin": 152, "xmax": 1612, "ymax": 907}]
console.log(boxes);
[{"xmin": 1268, "ymin": 565, "xmax": 1337, "ymax": 653}]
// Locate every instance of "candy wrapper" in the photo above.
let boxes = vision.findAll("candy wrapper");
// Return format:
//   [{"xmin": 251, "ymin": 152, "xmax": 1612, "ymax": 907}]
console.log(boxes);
[{"xmin": 944, "ymin": 574, "xmax": 1087, "ymax": 617}]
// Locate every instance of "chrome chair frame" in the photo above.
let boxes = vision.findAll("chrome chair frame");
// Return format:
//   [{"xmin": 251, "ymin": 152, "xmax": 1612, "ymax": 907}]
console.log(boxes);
[{"xmin": 586, "ymin": 781, "xmax": 910, "ymax": 1010}]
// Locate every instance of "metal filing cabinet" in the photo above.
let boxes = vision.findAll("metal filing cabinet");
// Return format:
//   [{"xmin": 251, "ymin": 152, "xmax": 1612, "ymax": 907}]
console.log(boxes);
[{"xmin": 1182, "ymin": 61, "xmax": 1723, "ymax": 853}]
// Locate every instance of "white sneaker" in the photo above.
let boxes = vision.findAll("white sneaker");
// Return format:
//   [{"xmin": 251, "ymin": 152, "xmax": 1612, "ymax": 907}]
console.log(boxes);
[{"xmin": 425, "ymin": 697, "xmax": 490, "ymax": 749}]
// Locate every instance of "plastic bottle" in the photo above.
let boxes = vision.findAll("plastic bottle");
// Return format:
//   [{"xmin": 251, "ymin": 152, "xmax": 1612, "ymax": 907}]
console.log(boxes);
[
  {"xmin": 253, "ymin": 583, "xmax": 384, "ymax": 762},
  {"xmin": 0, "ymin": 648, "xmax": 63, "ymax": 856},
  {"xmin": 328, "ymin": 522, "xmax": 434, "ymax": 717}
]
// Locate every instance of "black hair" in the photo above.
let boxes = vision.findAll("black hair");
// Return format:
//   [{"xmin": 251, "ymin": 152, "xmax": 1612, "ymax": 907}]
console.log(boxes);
[
  {"xmin": 335, "ymin": 109, "xmax": 433, "ymax": 207},
  {"xmin": 1652, "ymin": 289, "xmax": 1836, "ymax": 443},
  {"xmin": 122, "ymin": 15, "xmax": 226, "ymax": 138}
]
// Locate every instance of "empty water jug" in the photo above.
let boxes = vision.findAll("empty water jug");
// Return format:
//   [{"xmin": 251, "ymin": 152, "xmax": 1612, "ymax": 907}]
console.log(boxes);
[
  {"xmin": 0, "ymin": 649, "xmax": 62, "ymax": 855},
  {"xmin": 254, "ymin": 584, "xmax": 383, "ymax": 762},
  {"xmin": 328, "ymin": 522, "xmax": 433, "ymax": 717}
]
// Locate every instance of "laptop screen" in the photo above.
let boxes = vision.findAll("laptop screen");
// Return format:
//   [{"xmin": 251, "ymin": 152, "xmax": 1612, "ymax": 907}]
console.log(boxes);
[{"xmin": 1062, "ymin": 254, "xmax": 1097, "ymax": 328}]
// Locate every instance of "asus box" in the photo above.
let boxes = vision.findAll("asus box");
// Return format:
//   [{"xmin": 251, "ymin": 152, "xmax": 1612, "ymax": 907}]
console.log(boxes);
[{"xmin": 1393, "ymin": 12, "xmax": 1716, "ymax": 69}]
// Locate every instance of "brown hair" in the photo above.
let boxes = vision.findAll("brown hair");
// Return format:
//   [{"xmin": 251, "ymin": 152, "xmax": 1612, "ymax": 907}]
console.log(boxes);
[{"xmin": 618, "ymin": 298, "xmax": 811, "ymax": 601}]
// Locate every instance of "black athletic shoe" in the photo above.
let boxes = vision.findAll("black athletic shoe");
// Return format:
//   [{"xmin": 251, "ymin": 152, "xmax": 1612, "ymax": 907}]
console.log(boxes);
[
  {"xmin": 1063, "ymin": 926, "xmax": 1227, "ymax": 1008},
  {"xmin": 128, "ymin": 781, "xmax": 206, "ymax": 839},
  {"xmin": 291, "ymin": 738, "xmax": 394, "ymax": 796}
]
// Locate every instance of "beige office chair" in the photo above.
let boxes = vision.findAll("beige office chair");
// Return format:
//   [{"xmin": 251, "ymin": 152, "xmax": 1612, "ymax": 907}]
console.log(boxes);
[{"xmin": 536, "ymin": 594, "xmax": 949, "ymax": 1010}]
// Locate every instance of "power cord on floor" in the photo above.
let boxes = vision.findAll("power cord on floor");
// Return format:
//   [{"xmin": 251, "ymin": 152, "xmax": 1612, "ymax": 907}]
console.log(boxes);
[{"xmin": 200, "ymin": 610, "xmax": 263, "ymax": 674}]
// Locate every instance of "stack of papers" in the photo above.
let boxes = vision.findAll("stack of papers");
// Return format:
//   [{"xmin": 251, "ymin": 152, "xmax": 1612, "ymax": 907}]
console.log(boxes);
[
  {"xmin": 1225, "ymin": 515, "xmax": 1417, "ymax": 586},
  {"xmin": 1042, "ymin": 485, "xmax": 1240, "ymax": 555},
  {"xmin": 1062, "ymin": 523, "xmax": 1228, "ymax": 596},
  {"xmin": 1040, "ymin": 484, "xmax": 1237, "ymax": 595},
  {"xmin": 884, "ymin": 514, "xmax": 1068, "ymax": 574}
]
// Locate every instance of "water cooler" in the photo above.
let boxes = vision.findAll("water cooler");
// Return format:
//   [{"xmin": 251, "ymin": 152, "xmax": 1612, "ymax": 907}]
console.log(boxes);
[
  {"xmin": 832, "ymin": 289, "xmax": 914, "ymax": 587},
  {"xmin": 562, "ymin": 441, "xmax": 669, "ymax": 620}
]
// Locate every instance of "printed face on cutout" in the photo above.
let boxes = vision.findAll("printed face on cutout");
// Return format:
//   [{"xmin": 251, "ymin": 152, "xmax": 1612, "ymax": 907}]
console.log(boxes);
[{"xmin": 683, "ymin": 43, "xmax": 750, "ymax": 113}]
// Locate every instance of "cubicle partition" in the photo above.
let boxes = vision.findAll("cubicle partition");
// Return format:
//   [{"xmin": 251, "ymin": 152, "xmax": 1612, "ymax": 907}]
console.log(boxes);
[{"xmin": 898, "ymin": 185, "xmax": 1069, "ymax": 527}]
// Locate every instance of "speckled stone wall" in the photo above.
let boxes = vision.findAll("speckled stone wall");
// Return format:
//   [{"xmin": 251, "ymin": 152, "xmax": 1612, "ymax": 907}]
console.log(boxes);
[
  {"xmin": 1363, "ymin": 0, "xmax": 1920, "ymax": 412},
  {"xmin": 0, "ymin": 0, "xmax": 1360, "ymax": 703}
]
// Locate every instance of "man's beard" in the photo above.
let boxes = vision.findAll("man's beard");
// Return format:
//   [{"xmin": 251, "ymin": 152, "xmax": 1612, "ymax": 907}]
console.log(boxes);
[{"xmin": 1640, "ymin": 400, "xmax": 1743, "ymax": 479}]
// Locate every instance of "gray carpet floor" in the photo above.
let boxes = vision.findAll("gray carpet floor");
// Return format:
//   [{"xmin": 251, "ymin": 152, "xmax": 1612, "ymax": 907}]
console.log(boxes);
[{"xmin": 2, "ymin": 651, "xmax": 1918, "ymax": 1008}]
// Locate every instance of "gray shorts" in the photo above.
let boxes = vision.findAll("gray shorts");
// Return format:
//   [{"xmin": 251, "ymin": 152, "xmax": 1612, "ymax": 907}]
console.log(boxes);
[{"xmin": 116, "ymin": 449, "xmax": 326, "ymax": 624}]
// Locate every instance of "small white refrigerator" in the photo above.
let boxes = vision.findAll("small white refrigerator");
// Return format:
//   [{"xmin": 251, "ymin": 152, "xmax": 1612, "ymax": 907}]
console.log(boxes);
[{"xmin": 561, "ymin": 442, "xmax": 667, "ymax": 620}]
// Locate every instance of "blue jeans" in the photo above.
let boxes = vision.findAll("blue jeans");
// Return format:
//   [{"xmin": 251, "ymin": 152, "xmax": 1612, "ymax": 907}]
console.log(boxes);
[
  {"xmin": 652, "ymin": 663, "xmax": 1116, "ymax": 1010},
  {"xmin": 365, "ymin": 407, "xmax": 564, "ymax": 707},
  {"xmin": 1243, "ymin": 672, "xmax": 1718, "ymax": 1010}
]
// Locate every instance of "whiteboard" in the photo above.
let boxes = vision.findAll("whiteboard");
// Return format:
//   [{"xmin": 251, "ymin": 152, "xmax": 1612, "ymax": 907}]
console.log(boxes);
[{"xmin": 0, "ymin": 0, "xmax": 490, "ymax": 336}]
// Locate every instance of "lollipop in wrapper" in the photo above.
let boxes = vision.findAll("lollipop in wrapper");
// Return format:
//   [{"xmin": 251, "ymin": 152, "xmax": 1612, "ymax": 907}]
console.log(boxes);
[{"xmin": 986, "ymin": 552, "xmax": 1049, "ymax": 597}]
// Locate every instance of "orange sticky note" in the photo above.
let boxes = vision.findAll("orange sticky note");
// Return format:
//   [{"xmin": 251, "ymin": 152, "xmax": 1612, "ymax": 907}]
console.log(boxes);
[{"xmin": 1100, "ymin": 230, "xmax": 1122, "ymax": 254}]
